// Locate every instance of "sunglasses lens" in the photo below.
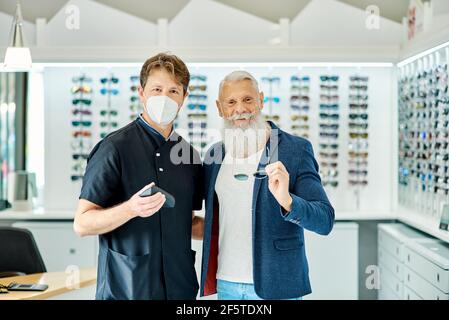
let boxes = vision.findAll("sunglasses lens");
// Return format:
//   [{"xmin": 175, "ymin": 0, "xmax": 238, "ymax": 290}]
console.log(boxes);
[{"xmin": 234, "ymin": 174, "xmax": 249, "ymax": 181}]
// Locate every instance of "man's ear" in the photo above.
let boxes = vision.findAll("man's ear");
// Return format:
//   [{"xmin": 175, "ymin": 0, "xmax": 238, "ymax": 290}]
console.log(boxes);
[
  {"xmin": 137, "ymin": 84, "xmax": 146, "ymax": 105},
  {"xmin": 216, "ymin": 100, "xmax": 224, "ymax": 118},
  {"xmin": 259, "ymin": 91, "xmax": 265, "ymax": 111}
]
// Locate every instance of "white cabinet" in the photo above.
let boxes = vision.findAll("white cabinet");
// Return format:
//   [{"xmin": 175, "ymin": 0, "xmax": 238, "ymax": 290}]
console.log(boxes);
[
  {"xmin": 12, "ymin": 222, "xmax": 97, "ymax": 272},
  {"xmin": 377, "ymin": 223, "xmax": 429, "ymax": 300},
  {"xmin": 378, "ymin": 223, "xmax": 449, "ymax": 300},
  {"xmin": 304, "ymin": 222, "xmax": 359, "ymax": 300}
]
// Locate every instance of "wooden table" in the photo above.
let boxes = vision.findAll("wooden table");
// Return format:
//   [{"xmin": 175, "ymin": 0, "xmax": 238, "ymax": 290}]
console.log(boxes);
[{"xmin": 0, "ymin": 268, "xmax": 97, "ymax": 300}]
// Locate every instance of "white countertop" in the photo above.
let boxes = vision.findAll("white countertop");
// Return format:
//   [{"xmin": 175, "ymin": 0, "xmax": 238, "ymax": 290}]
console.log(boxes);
[{"xmin": 0, "ymin": 207, "xmax": 75, "ymax": 220}]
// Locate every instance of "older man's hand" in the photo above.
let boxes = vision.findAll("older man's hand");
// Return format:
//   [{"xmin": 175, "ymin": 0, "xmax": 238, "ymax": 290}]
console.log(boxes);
[{"xmin": 265, "ymin": 161, "xmax": 293, "ymax": 212}]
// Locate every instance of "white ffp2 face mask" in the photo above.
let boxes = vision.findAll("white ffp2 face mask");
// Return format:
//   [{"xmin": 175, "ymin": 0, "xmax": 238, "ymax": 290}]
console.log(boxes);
[{"xmin": 144, "ymin": 95, "xmax": 180, "ymax": 126}]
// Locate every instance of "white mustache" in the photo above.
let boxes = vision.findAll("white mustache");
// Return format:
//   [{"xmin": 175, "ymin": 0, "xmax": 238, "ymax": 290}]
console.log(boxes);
[{"xmin": 226, "ymin": 113, "xmax": 255, "ymax": 121}]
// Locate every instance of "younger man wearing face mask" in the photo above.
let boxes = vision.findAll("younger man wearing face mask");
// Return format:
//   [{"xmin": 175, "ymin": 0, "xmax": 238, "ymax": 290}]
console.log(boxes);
[{"xmin": 74, "ymin": 53, "xmax": 204, "ymax": 300}]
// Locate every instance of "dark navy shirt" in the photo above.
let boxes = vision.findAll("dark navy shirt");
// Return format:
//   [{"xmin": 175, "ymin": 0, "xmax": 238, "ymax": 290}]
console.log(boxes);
[{"xmin": 79, "ymin": 118, "xmax": 203, "ymax": 300}]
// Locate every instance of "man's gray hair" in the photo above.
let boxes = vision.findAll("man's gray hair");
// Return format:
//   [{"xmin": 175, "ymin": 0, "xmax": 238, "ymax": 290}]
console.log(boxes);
[{"xmin": 219, "ymin": 70, "xmax": 259, "ymax": 98}]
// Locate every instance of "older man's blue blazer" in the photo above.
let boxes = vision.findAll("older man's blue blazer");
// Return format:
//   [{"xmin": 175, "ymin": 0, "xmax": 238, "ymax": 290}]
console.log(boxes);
[{"xmin": 200, "ymin": 122, "xmax": 335, "ymax": 299}]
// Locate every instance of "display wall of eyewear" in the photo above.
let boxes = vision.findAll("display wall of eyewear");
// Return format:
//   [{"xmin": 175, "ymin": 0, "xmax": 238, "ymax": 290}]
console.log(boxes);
[
  {"xmin": 187, "ymin": 74, "xmax": 209, "ymax": 157},
  {"xmin": 347, "ymin": 74, "xmax": 370, "ymax": 209},
  {"xmin": 290, "ymin": 74, "xmax": 310, "ymax": 140},
  {"xmin": 398, "ymin": 59, "xmax": 449, "ymax": 218},
  {"xmin": 319, "ymin": 75, "xmax": 340, "ymax": 188}
]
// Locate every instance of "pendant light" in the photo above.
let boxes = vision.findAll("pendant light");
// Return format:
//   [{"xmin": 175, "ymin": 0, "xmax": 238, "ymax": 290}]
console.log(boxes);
[{"xmin": 3, "ymin": 3, "xmax": 32, "ymax": 70}]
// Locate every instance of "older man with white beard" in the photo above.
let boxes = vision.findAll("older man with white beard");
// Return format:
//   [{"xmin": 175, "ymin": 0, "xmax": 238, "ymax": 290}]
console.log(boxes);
[{"xmin": 199, "ymin": 71, "xmax": 335, "ymax": 300}]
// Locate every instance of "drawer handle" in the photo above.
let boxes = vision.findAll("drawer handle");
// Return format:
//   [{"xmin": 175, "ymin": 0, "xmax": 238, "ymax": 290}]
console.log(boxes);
[
  {"xmin": 437, "ymin": 274, "xmax": 440, "ymax": 282},
  {"xmin": 396, "ymin": 247, "xmax": 399, "ymax": 255},
  {"xmin": 407, "ymin": 254, "xmax": 410, "ymax": 262},
  {"xmin": 396, "ymin": 284, "xmax": 399, "ymax": 292},
  {"xmin": 396, "ymin": 265, "xmax": 399, "ymax": 273},
  {"xmin": 407, "ymin": 274, "xmax": 410, "ymax": 282},
  {"xmin": 69, "ymin": 248, "xmax": 76, "ymax": 254}
]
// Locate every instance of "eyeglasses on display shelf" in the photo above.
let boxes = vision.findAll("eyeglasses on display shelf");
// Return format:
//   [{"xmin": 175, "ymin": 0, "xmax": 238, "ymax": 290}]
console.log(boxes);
[
  {"xmin": 188, "ymin": 74, "xmax": 209, "ymax": 157},
  {"xmin": 398, "ymin": 59, "xmax": 449, "ymax": 218},
  {"xmin": 99, "ymin": 75, "xmax": 120, "ymax": 139},
  {"xmin": 290, "ymin": 75, "xmax": 311, "ymax": 139},
  {"xmin": 318, "ymin": 75, "xmax": 340, "ymax": 189},
  {"xmin": 129, "ymin": 75, "xmax": 141, "ymax": 121},
  {"xmin": 261, "ymin": 76, "xmax": 281, "ymax": 123},
  {"xmin": 348, "ymin": 75, "xmax": 370, "ymax": 210},
  {"xmin": 70, "ymin": 74, "xmax": 93, "ymax": 183}
]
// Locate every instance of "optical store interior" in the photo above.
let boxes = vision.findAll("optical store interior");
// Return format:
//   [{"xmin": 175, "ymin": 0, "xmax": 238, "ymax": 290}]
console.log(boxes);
[{"xmin": 0, "ymin": 0, "xmax": 449, "ymax": 301}]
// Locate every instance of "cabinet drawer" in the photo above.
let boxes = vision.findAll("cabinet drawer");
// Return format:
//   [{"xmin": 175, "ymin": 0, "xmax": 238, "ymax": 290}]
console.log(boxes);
[
  {"xmin": 378, "ymin": 229, "xmax": 403, "ymax": 262},
  {"xmin": 403, "ymin": 285, "xmax": 423, "ymax": 300},
  {"xmin": 404, "ymin": 246, "xmax": 449, "ymax": 293},
  {"xmin": 379, "ymin": 246, "xmax": 403, "ymax": 281},
  {"xmin": 404, "ymin": 266, "xmax": 449, "ymax": 300},
  {"xmin": 380, "ymin": 263, "xmax": 403, "ymax": 298}
]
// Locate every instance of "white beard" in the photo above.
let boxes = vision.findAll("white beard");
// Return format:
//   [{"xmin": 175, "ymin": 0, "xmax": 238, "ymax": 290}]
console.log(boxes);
[{"xmin": 223, "ymin": 113, "xmax": 270, "ymax": 159}]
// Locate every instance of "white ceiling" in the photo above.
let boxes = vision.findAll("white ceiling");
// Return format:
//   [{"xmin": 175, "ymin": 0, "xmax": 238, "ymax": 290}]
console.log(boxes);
[{"xmin": 0, "ymin": 0, "xmax": 415, "ymax": 24}]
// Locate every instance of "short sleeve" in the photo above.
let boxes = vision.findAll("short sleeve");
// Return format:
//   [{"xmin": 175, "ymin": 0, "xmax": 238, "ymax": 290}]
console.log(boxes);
[{"xmin": 79, "ymin": 140, "xmax": 122, "ymax": 208}]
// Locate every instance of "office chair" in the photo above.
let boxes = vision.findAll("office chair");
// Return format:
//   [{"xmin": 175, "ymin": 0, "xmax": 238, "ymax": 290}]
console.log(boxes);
[{"xmin": 0, "ymin": 227, "xmax": 46, "ymax": 278}]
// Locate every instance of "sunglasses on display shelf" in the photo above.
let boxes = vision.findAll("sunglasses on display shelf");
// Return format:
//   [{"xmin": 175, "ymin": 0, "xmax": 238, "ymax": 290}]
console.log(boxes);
[
  {"xmin": 72, "ymin": 154, "xmax": 89, "ymax": 160},
  {"xmin": 291, "ymin": 115, "xmax": 309, "ymax": 121},
  {"xmin": 320, "ymin": 95, "xmax": 339, "ymax": 101},
  {"xmin": 100, "ymin": 88, "xmax": 120, "ymax": 95},
  {"xmin": 320, "ymin": 76, "xmax": 339, "ymax": 82},
  {"xmin": 348, "ymin": 159, "xmax": 368, "ymax": 166},
  {"xmin": 72, "ymin": 109, "xmax": 92, "ymax": 116},
  {"xmin": 189, "ymin": 85, "xmax": 207, "ymax": 91},
  {"xmin": 72, "ymin": 131, "xmax": 92, "ymax": 138},
  {"xmin": 100, "ymin": 110, "xmax": 118, "ymax": 116},
  {"xmin": 320, "ymin": 104, "xmax": 339, "ymax": 110},
  {"xmin": 349, "ymin": 103, "xmax": 368, "ymax": 110},
  {"xmin": 350, "ymin": 76, "xmax": 369, "ymax": 82},
  {"xmin": 320, "ymin": 143, "xmax": 339, "ymax": 150},
  {"xmin": 191, "ymin": 75, "xmax": 207, "ymax": 81},
  {"xmin": 320, "ymin": 123, "xmax": 339, "ymax": 130},
  {"xmin": 188, "ymin": 113, "xmax": 207, "ymax": 119},
  {"xmin": 292, "ymin": 132, "xmax": 309, "ymax": 138},
  {"xmin": 71, "ymin": 86, "xmax": 92, "ymax": 94},
  {"xmin": 349, "ymin": 94, "xmax": 368, "ymax": 101},
  {"xmin": 100, "ymin": 121, "xmax": 119, "ymax": 128},
  {"xmin": 319, "ymin": 113, "xmax": 339, "ymax": 120},
  {"xmin": 264, "ymin": 115, "xmax": 281, "ymax": 121},
  {"xmin": 187, "ymin": 104, "xmax": 207, "ymax": 111},
  {"xmin": 72, "ymin": 120, "xmax": 92, "ymax": 127},
  {"xmin": 319, "ymin": 152, "xmax": 339, "ymax": 159},
  {"xmin": 130, "ymin": 104, "xmax": 141, "ymax": 112},
  {"xmin": 264, "ymin": 97, "xmax": 281, "ymax": 103},
  {"xmin": 349, "ymin": 151, "xmax": 369, "ymax": 158},
  {"xmin": 72, "ymin": 76, "xmax": 92, "ymax": 83},
  {"xmin": 349, "ymin": 141, "xmax": 369, "ymax": 150},
  {"xmin": 188, "ymin": 122, "xmax": 207, "ymax": 129},
  {"xmin": 349, "ymin": 85, "xmax": 368, "ymax": 91},
  {"xmin": 188, "ymin": 132, "xmax": 207, "ymax": 138},
  {"xmin": 130, "ymin": 96, "xmax": 140, "ymax": 103},
  {"xmin": 290, "ymin": 95, "xmax": 310, "ymax": 102},
  {"xmin": 348, "ymin": 180, "xmax": 368, "ymax": 186},
  {"xmin": 349, "ymin": 123, "xmax": 369, "ymax": 130},
  {"xmin": 189, "ymin": 94, "xmax": 208, "ymax": 101},
  {"xmin": 349, "ymin": 132, "xmax": 369, "ymax": 139},
  {"xmin": 321, "ymin": 170, "xmax": 339, "ymax": 177},
  {"xmin": 319, "ymin": 132, "xmax": 339, "ymax": 139},
  {"xmin": 291, "ymin": 124, "xmax": 310, "ymax": 130},
  {"xmin": 71, "ymin": 175, "xmax": 84, "ymax": 182},
  {"xmin": 291, "ymin": 85, "xmax": 310, "ymax": 91},
  {"xmin": 261, "ymin": 77, "xmax": 281, "ymax": 83},
  {"xmin": 71, "ymin": 140, "xmax": 93, "ymax": 150},
  {"xmin": 320, "ymin": 162, "xmax": 338, "ymax": 168},
  {"xmin": 349, "ymin": 170, "xmax": 368, "ymax": 176},
  {"xmin": 100, "ymin": 77, "xmax": 119, "ymax": 84},
  {"xmin": 349, "ymin": 113, "xmax": 368, "ymax": 120},
  {"xmin": 291, "ymin": 105, "xmax": 310, "ymax": 111},
  {"xmin": 72, "ymin": 162, "xmax": 87, "ymax": 172},
  {"xmin": 192, "ymin": 142, "xmax": 208, "ymax": 148},
  {"xmin": 320, "ymin": 85, "xmax": 338, "ymax": 91},
  {"xmin": 72, "ymin": 99, "xmax": 92, "ymax": 105},
  {"xmin": 130, "ymin": 75, "xmax": 139, "ymax": 82},
  {"xmin": 323, "ymin": 181, "xmax": 339, "ymax": 187},
  {"xmin": 291, "ymin": 76, "xmax": 310, "ymax": 82}
]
